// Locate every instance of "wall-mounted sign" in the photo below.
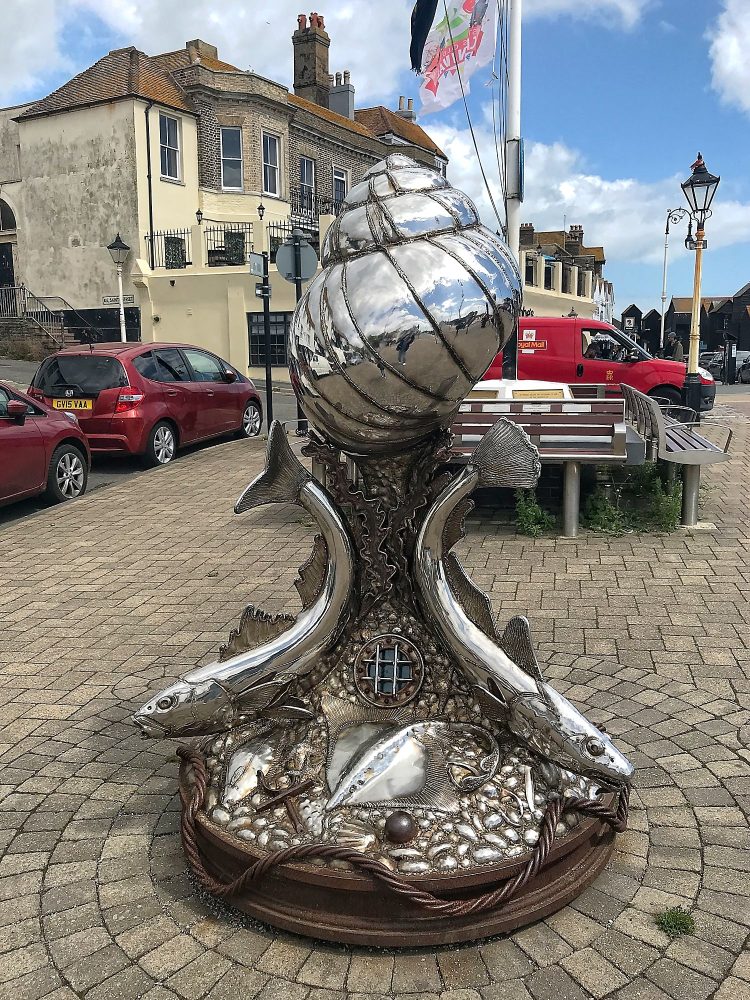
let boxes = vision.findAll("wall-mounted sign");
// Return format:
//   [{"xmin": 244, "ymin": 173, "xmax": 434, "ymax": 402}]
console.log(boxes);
[{"xmin": 102, "ymin": 294, "xmax": 135, "ymax": 306}]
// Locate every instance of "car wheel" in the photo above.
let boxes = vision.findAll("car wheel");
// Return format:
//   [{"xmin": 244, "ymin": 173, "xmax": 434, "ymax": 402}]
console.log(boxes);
[
  {"xmin": 649, "ymin": 386, "xmax": 681, "ymax": 406},
  {"xmin": 239, "ymin": 400, "xmax": 262, "ymax": 438},
  {"xmin": 145, "ymin": 421, "xmax": 177, "ymax": 466},
  {"xmin": 45, "ymin": 445, "xmax": 88, "ymax": 503}
]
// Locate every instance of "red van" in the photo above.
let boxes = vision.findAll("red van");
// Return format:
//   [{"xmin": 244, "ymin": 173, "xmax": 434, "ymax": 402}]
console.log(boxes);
[{"xmin": 484, "ymin": 317, "xmax": 716, "ymax": 411}]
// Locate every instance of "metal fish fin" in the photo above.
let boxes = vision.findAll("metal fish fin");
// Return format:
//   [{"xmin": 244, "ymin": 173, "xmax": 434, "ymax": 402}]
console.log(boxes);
[
  {"xmin": 470, "ymin": 418, "xmax": 541, "ymax": 490},
  {"xmin": 321, "ymin": 692, "xmax": 415, "ymax": 755},
  {"xmin": 235, "ymin": 421, "xmax": 311, "ymax": 513},
  {"xmin": 444, "ymin": 553, "xmax": 498, "ymax": 640},
  {"xmin": 219, "ymin": 605, "xmax": 296, "ymax": 662},
  {"xmin": 473, "ymin": 683, "xmax": 509, "ymax": 724},
  {"xmin": 442, "ymin": 494, "xmax": 473, "ymax": 554},
  {"xmin": 294, "ymin": 534, "xmax": 329, "ymax": 610},
  {"xmin": 265, "ymin": 696, "xmax": 315, "ymax": 722},
  {"xmin": 497, "ymin": 615, "xmax": 547, "ymax": 687}
]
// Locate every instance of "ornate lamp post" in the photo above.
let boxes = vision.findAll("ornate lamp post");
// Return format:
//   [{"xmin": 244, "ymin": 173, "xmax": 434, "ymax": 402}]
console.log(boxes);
[
  {"xmin": 659, "ymin": 207, "xmax": 689, "ymax": 352},
  {"xmin": 107, "ymin": 233, "xmax": 130, "ymax": 343},
  {"xmin": 680, "ymin": 153, "xmax": 720, "ymax": 415}
]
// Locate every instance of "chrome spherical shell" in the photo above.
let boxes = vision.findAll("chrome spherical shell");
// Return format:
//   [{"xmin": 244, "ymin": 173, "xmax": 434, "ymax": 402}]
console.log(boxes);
[{"xmin": 289, "ymin": 154, "xmax": 521, "ymax": 454}]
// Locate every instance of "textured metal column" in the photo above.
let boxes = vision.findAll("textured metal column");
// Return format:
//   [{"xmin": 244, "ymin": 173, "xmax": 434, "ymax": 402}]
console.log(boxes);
[
  {"xmin": 562, "ymin": 462, "xmax": 580, "ymax": 538},
  {"xmin": 681, "ymin": 465, "xmax": 700, "ymax": 527}
]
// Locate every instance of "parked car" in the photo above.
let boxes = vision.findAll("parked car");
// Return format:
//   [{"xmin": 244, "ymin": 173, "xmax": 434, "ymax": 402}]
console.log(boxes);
[
  {"xmin": 738, "ymin": 359, "xmax": 750, "ymax": 383},
  {"xmin": 1, "ymin": 381, "xmax": 90, "ymax": 508},
  {"xmin": 484, "ymin": 317, "xmax": 716, "ymax": 410},
  {"xmin": 708, "ymin": 349, "xmax": 750, "ymax": 382},
  {"xmin": 28, "ymin": 343, "xmax": 263, "ymax": 466}
]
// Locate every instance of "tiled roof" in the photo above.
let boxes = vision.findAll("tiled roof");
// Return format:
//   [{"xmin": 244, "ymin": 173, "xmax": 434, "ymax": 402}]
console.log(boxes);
[
  {"xmin": 354, "ymin": 106, "xmax": 445, "ymax": 157},
  {"xmin": 288, "ymin": 94, "xmax": 376, "ymax": 140},
  {"xmin": 18, "ymin": 47, "xmax": 193, "ymax": 119},
  {"xmin": 151, "ymin": 48, "xmax": 240, "ymax": 74},
  {"xmin": 670, "ymin": 296, "xmax": 718, "ymax": 313}
]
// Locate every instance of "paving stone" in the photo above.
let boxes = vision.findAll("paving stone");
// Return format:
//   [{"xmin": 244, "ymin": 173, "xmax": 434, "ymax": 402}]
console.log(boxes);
[
  {"xmin": 391, "ymin": 953, "xmax": 443, "ymax": 993},
  {"xmin": 346, "ymin": 954, "xmax": 394, "ymax": 994},
  {"xmin": 297, "ymin": 949, "xmax": 350, "ymax": 990},
  {"xmin": 645, "ymin": 957, "xmax": 717, "ymax": 1000},
  {"xmin": 594, "ymin": 929, "xmax": 660, "ymax": 977},
  {"xmin": 256, "ymin": 938, "xmax": 312, "ymax": 979},
  {"xmin": 64, "ymin": 944, "xmax": 131, "ymax": 994},
  {"xmin": 140, "ymin": 936, "xmax": 205, "ymax": 980},
  {"xmin": 83, "ymin": 964, "xmax": 156, "ymax": 1000},
  {"xmin": 514, "ymin": 924, "xmax": 574, "ymax": 967},
  {"xmin": 560, "ymin": 947, "xmax": 629, "ymax": 998},
  {"xmin": 480, "ymin": 939, "xmax": 535, "ymax": 980},
  {"xmin": 714, "ymin": 978, "xmax": 750, "ymax": 1000},
  {"xmin": 164, "ymin": 951, "xmax": 233, "ymax": 999},
  {"xmin": 525, "ymin": 966, "xmax": 591, "ymax": 1000},
  {"xmin": 206, "ymin": 967, "xmax": 269, "ymax": 1000},
  {"xmin": 437, "ymin": 949, "xmax": 490, "ymax": 989},
  {"xmin": 216, "ymin": 929, "xmax": 273, "ymax": 967},
  {"xmin": 479, "ymin": 982, "xmax": 534, "ymax": 1000}
]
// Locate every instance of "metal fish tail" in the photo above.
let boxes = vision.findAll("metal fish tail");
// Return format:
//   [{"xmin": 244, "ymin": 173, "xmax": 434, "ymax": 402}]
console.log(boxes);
[{"xmin": 235, "ymin": 421, "xmax": 311, "ymax": 512}]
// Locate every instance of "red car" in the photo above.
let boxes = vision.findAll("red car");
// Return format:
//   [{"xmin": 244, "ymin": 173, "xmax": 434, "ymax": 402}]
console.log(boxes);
[
  {"xmin": 28, "ymin": 342, "xmax": 263, "ymax": 465},
  {"xmin": 1, "ymin": 381, "xmax": 90, "ymax": 508}
]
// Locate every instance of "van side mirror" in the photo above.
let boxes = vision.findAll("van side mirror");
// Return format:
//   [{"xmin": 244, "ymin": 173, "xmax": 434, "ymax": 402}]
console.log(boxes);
[{"xmin": 6, "ymin": 400, "xmax": 28, "ymax": 425}]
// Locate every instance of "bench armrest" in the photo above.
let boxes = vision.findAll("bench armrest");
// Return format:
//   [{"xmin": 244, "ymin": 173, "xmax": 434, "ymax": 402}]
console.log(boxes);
[
  {"xmin": 679, "ymin": 421, "xmax": 733, "ymax": 453},
  {"xmin": 659, "ymin": 404, "xmax": 698, "ymax": 422}
]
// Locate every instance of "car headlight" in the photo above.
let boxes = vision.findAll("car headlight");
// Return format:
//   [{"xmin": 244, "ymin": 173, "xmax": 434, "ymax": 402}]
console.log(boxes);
[
  {"xmin": 63, "ymin": 411, "xmax": 80, "ymax": 424},
  {"xmin": 697, "ymin": 367, "xmax": 714, "ymax": 381}
]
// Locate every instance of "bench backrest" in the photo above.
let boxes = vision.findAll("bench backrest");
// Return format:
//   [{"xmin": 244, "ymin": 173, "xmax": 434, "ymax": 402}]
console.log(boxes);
[
  {"xmin": 452, "ymin": 399, "xmax": 628, "ymax": 462},
  {"xmin": 620, "ymin": 383, "xmax": 665, "ymax": 459}
]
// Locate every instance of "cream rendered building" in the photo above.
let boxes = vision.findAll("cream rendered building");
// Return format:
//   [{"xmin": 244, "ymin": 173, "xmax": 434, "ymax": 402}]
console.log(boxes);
[{"xmin": 0, "ymin": 17, "xmax": 447, "ymax": 379}]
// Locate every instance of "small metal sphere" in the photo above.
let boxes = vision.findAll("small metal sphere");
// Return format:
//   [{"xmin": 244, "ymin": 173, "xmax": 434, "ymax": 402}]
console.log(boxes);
[{"xmin": 384, "ymin": 810, "xmax": 418, "ymax": 844}]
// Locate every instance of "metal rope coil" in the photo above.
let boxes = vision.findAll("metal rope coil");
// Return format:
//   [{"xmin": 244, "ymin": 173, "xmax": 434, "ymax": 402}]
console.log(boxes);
[{"xmin": 177, "ymin": 747, "xmax": 629, "ymax": 918}]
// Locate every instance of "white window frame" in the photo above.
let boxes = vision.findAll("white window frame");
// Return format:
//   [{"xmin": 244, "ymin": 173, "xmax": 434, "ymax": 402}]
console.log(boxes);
[
  {"xmin": 262, "ymin": 132, "xmax": 281, "ymax": 197},
  {"xmin": 159, "ymin": 113, "xmax": 181, "ymax": 182},
  {"xmin": 332, "ymin": 166, "xmax": 348, "ymax": 205},
  {"xmin": 220, "ymin": 126, "xmax": 244, "ymax": 191},
  {"xmin": 300, "ymin": 156, "xmax": 316, "ymax": 211}
]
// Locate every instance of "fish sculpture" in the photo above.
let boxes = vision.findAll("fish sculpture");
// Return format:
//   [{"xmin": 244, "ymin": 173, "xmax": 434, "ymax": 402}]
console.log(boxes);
[
  {"xmin": 326, "ymin": 720, "xmax": 498, "ymax": 811},
  {"xmin": 132, "ymin": 422, "xmax": 355, "ymax": 739},
  {"xmin": 414, "ymin": 418, "xmax": 634, "ymax": 788}
]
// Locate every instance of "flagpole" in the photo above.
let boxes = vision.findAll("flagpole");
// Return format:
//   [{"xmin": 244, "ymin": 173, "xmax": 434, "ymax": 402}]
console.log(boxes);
[{"xmin": 505, "ymin": 0, "xmax": 522, "ymax": 264}]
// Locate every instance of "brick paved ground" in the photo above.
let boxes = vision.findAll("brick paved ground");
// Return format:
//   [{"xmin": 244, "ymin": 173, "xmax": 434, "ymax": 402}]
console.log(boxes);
[{"xmin": 1, "ymin": 423, "xmax": 749, "ymax": 1000}]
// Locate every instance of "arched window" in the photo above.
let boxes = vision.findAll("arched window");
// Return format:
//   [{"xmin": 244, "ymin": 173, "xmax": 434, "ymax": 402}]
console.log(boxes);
[{"xmin": 0, "ymin": 200, "xmax": 16, "ymax": 231}]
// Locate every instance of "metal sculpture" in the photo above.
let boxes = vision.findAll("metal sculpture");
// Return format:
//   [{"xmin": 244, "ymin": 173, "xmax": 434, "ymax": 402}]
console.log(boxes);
[{"xmin": 134, "ymin": 154, "xmax": 633, "ymax": 946}]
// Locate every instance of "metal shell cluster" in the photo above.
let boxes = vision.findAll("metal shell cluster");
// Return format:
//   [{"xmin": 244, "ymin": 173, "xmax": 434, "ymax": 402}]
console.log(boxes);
[{"xmin": 288, "ymin": 153, "xmax": 521, "ymax": 454}]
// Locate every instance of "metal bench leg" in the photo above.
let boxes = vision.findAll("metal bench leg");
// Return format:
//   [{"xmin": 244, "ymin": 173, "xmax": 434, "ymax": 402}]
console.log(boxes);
[
  {"xmin": 681, "ymin": 465, "xmax": 700, "ymax": 527},
  {"xmin": 562, "ymin": 461, "xmax": 580, "ymax": 538}
]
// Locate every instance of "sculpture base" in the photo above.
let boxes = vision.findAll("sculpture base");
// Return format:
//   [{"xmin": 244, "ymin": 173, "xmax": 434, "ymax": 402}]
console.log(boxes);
[{"xmin": 191, "ymin": 807, "xmax": 616, "ymax": 946}]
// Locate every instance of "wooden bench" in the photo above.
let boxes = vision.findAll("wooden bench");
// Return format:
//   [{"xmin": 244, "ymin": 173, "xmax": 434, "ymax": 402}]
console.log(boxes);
[
  {"xmin": 450, "ymin": 396, "xmax": 645, "ymax": 537},
  {"xmin": 620, "ymin": 383, "xmax": 732, "ymax": 525}
]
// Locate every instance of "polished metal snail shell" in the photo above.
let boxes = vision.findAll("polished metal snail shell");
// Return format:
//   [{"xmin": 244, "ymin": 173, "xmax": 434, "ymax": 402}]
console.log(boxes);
[{"xmin": 288, "ymin": 153, "xmax": 521, "ymax": 454}]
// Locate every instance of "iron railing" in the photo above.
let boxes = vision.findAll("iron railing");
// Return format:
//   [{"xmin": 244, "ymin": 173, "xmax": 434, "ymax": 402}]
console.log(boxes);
[
  {"xmin": 38, "ymin": 294, "xmax": 103, "ymax": 343},
  {"xmin": 289, "ymin": 187, "xmax": 344, "ymax": 223},
  {"xmin": 0, "ymin": 285, "xmax": 65, "ymax": 344},
  {"xmin": 204, "ymin": 222, "xmax": 253, "ymax": 267},
  {"xmin": 267, "ymin": 221, "xmax": 320, "ymax": 264},
  {"xmin": 144, "ymin": 228, "xmax": 192, "ymax": 269}
]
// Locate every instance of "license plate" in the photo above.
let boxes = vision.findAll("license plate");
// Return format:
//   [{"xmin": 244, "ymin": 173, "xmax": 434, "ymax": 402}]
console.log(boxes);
[{"xmin": 52, "ymin": 398, "xmax": 92, "ymax": 411}]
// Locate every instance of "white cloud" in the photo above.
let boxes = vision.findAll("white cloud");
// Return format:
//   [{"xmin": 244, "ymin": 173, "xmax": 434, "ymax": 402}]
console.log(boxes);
[
  {"xmin": 525, "ymin": 0, "xmax": 650, "ymax": 29},
  {"xmin": 708, "ymin": 0, "xmax": 750, "ymax": 116},
  {"xmin": 0, "ymin": 0, "xmax": 70, "ymax": 107},
  {"xmin": 429, "ymin": 123, "xmax": 750, "ymax": 266}
]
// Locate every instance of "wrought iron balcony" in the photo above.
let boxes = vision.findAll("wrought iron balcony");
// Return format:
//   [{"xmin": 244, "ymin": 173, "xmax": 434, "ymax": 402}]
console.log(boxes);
[{"xmin": 289, "ymin": 188, "xmax": 345, "ymax": 225}]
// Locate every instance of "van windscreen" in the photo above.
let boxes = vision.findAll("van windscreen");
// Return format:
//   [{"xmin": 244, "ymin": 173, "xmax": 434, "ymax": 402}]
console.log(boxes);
[{"xmin": 33, "ymin": 356, "xmax": 128, "ymax": 394}]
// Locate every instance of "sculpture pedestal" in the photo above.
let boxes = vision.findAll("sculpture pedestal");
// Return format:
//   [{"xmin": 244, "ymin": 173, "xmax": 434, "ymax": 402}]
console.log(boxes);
[{"xmin": 183, "ymin": 771, "xmax": 616, "ymax": 946}]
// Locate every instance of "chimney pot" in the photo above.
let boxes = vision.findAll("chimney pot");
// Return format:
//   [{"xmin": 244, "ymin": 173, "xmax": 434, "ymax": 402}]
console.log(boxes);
[
  {"xmin": 335, "ymin": 71, "xmax": 342, "ymax": 85},
  {"xmin": 399, "ymin": 96, "xmax": 405, "ymax": 110},
  {"xmin": 343, "ymin": 70, "xmax": 350, "ymax": 84},
  {"xmin": 319, "ymin": 14, "xmax": 325, "ymax": 28},
  {"xmin": 328, "ymin": 73, "xmax": 335, "ymax": 84},
  {"xmin": 297, "ymin": 13, "xmax": 307, "ymax": 30},
  {"xmin": 407, "ymin": 98, "xmax": 414, "ymax": 110}
]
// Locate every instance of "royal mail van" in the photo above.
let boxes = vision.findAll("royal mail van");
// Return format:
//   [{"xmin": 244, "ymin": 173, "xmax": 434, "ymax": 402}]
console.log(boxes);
[{"xmin": 484, "ymin": 317, "xmax": 716, "ymax": 411}]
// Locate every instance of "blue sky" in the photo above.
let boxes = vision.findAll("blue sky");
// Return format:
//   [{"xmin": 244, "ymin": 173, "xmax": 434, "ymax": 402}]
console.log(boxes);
[{"xmin": 3, "ymin": 0, "xmax": 749, "ymax": 317}]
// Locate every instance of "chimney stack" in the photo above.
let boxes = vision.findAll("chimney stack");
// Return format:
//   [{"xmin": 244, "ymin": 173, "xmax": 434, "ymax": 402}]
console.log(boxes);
[
  {"xmin": 395, "ymin": 95, "xmax": 417, "ymax": 122},
  {"xmin": 292, "ymin": 11, "xmax": 331, "ymax": 107},
  {"xmin": 519, "ymin": 223, "xmax": 535, "ymax": 246},
  {"xmin": 329, "ymin": 66, "xmax": 355, "ymax": 119}
]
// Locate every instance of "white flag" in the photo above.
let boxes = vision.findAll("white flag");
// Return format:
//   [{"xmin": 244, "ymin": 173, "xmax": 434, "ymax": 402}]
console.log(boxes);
[{"xmin": 418, "ymin": 1, "xmax": 498, "ymax": 116}]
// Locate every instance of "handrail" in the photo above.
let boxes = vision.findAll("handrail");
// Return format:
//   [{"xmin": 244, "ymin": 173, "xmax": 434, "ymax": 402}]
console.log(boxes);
[
  {"xmin": 0, "ymin": 284, "xmax": 64, "ymax": 346},
  {"xmin": 38, "ymin": 294, "xmax": 103, "ymax": 342}
]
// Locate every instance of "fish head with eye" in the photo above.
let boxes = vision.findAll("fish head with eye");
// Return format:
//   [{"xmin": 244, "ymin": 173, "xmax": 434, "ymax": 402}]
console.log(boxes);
[{"xmin": 132, "ymin": 678, "xmax": 235, "ymax": 739}]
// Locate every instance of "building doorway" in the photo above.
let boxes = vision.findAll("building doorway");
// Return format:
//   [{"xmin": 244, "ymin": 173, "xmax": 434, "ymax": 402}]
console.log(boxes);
[{"xmin": 0, "ymin": 244, "xmax": 14, "ymax": 287}]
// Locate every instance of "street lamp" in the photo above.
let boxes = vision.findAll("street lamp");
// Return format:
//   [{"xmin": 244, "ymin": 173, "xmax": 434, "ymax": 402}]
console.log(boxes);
[
  {"xmin": 107, "ymin": 233, "xmax": 130, "ymax": 343},
  {"xmin": 659, "ymin": 207, "xmax": 689, "ymax": 352},
  {"xmin": 195, "ymin": 208, "xmax": 203, "ymax": 225},
  {"xmin": 257, "ymin": 202, "xmax": 266, "ymax": 221},
  {"xmin": 680, "ymin": 153, "xmax": 720, "ymax": 415}
]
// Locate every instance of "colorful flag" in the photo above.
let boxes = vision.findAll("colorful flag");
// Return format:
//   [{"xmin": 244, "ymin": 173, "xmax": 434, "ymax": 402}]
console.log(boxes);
[{"xmin": 418, "ymin": 0, "xmax": 498, "ymax": 115}]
